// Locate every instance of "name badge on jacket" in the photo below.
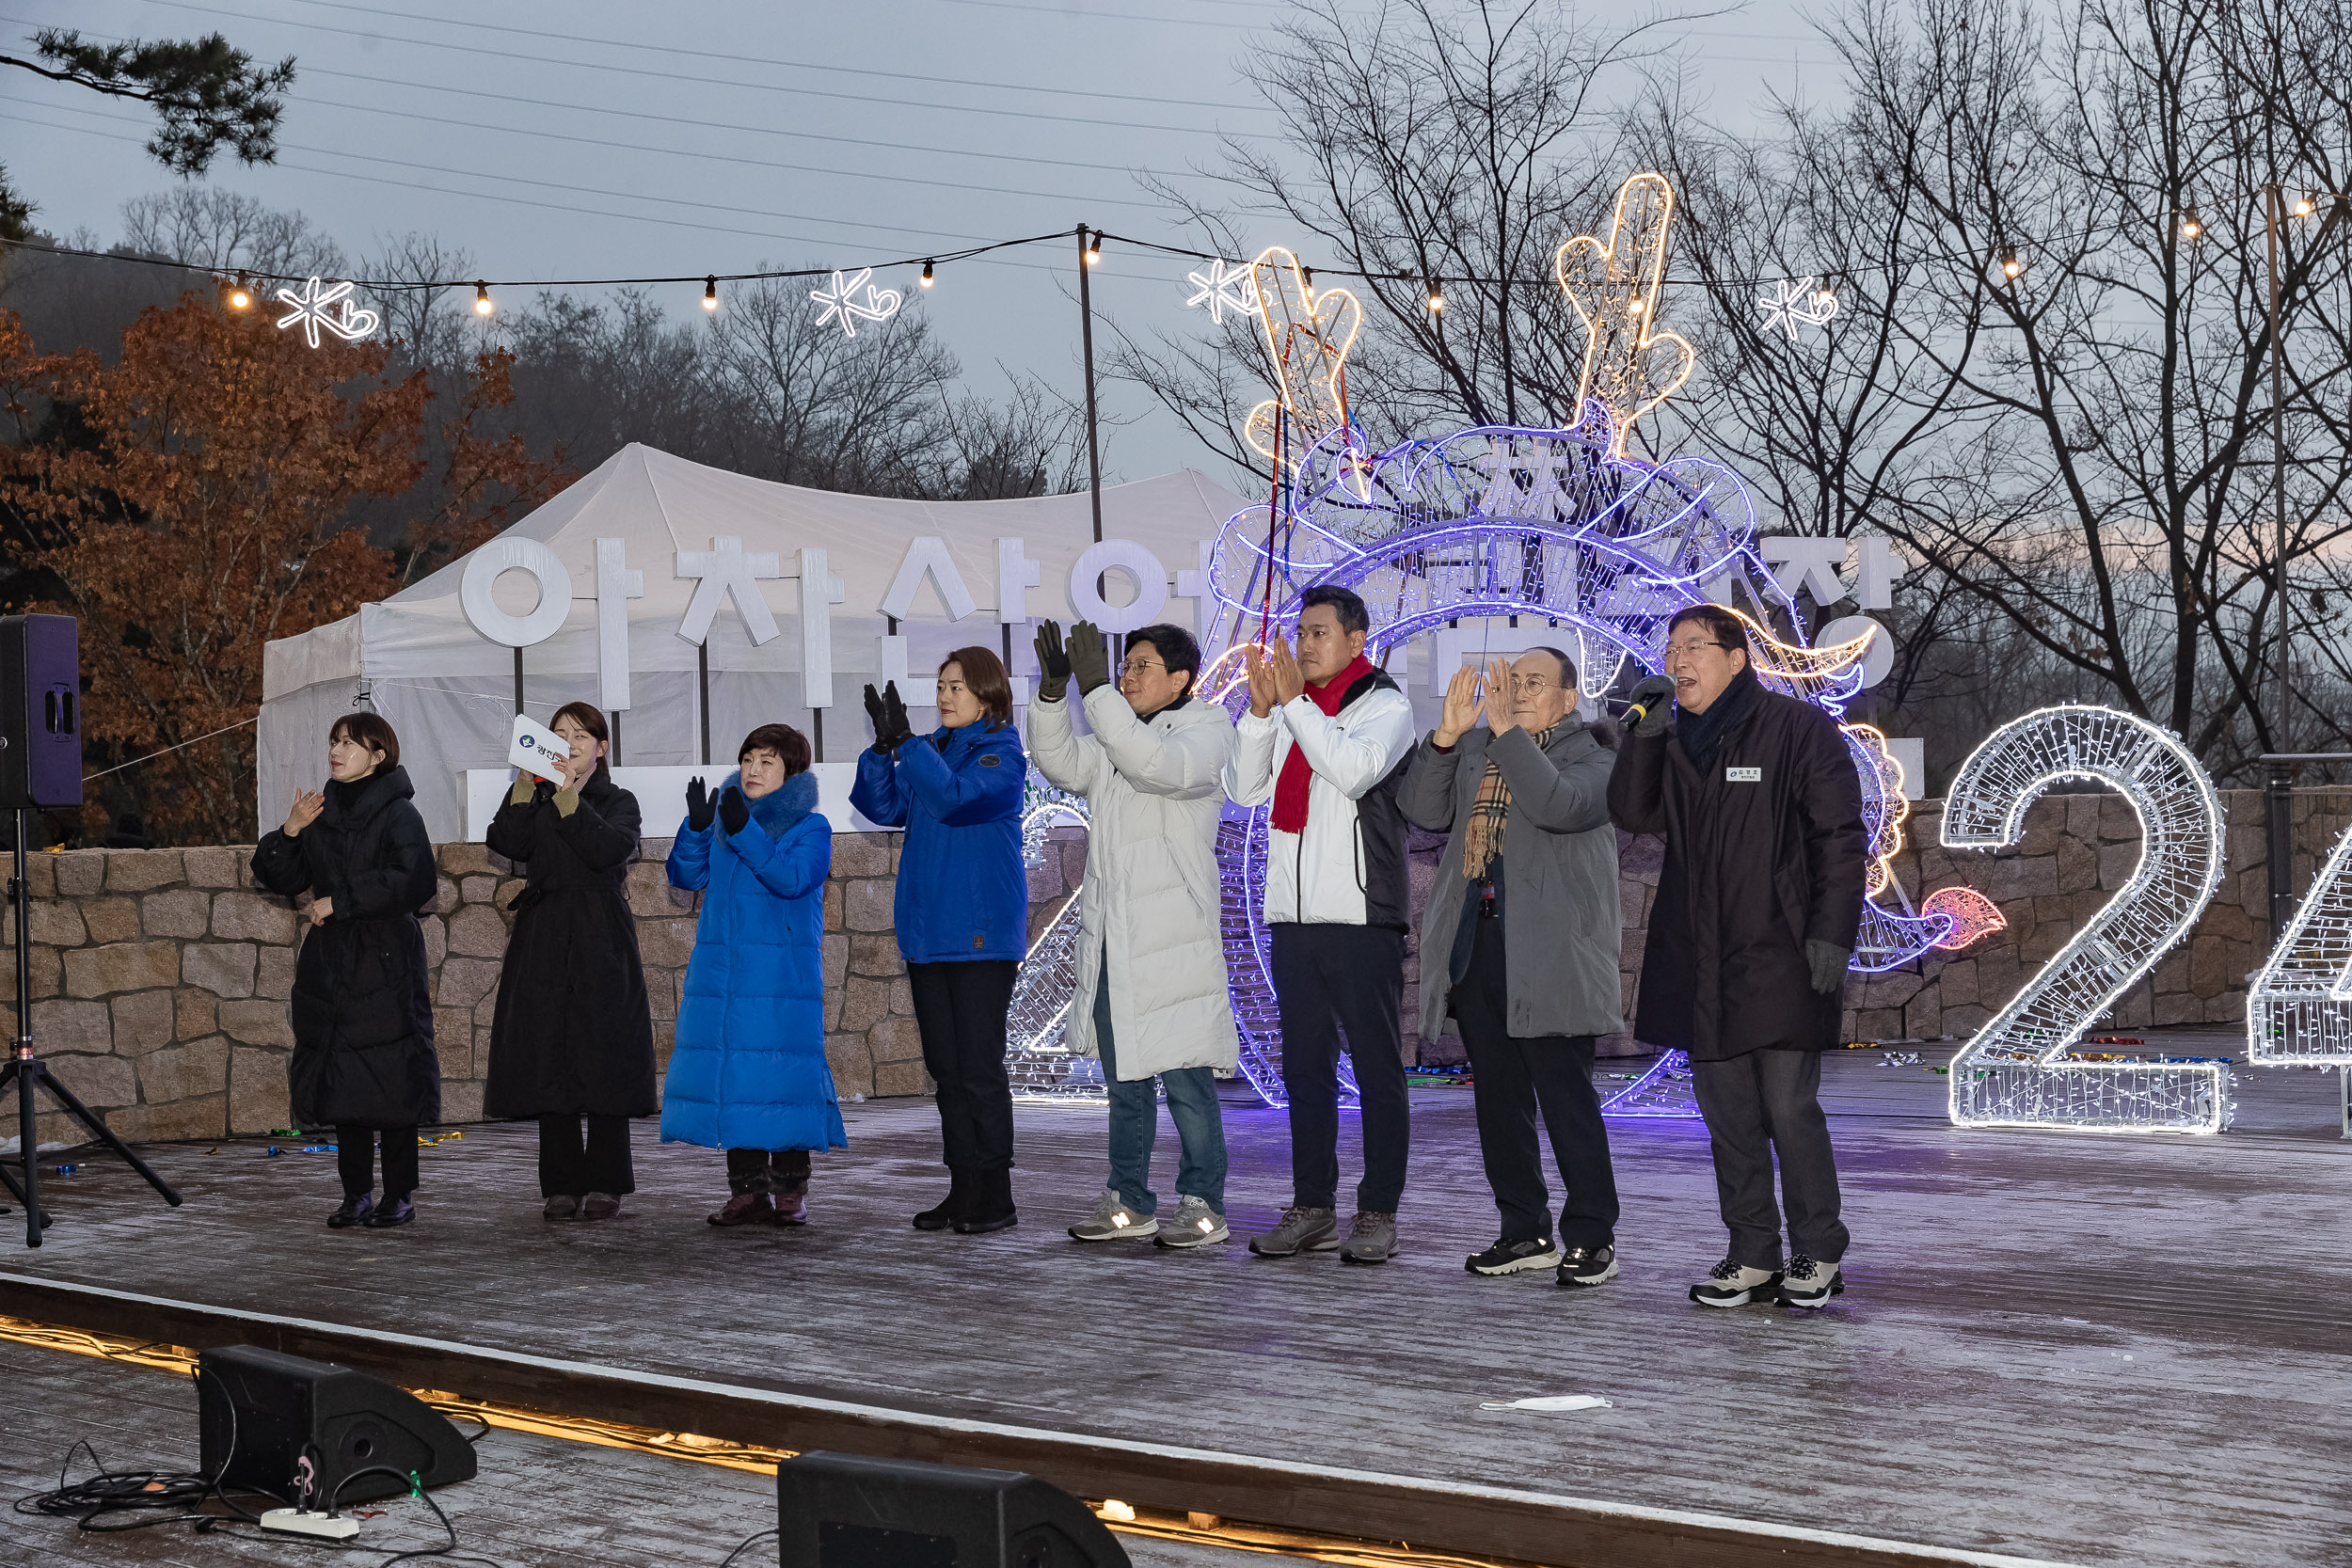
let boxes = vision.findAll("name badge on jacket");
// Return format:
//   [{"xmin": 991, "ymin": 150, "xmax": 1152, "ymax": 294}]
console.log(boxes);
[{"xmin": 1725, "ymin": 766, "xmax": 1762, "ymax": 783}]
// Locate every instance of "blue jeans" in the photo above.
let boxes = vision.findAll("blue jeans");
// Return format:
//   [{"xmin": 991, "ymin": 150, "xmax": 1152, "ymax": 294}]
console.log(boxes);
[{"xmin": 1097, "ymin": 968, "xmax": 1228, "ymax": 1215}]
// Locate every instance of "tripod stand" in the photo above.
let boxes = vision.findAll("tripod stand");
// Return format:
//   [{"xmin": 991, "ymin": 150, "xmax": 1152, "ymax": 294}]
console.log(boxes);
[{"xmin": 0, "ymin": 810, "xmax": 181, "ymax": 1246}]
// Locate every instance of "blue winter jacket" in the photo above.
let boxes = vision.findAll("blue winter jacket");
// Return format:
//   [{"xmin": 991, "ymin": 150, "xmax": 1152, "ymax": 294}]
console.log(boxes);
[
  {"xmin": 850, "ymin": 721, "xmax": 1028, "ymax": 963},
  {"xmin": 659, "ymin": 770, "xmax": 847, "ymax": 1152}
]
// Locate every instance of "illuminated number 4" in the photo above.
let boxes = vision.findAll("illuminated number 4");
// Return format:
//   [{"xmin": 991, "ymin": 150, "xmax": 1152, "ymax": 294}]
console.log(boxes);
[
  {"xmin": 2247, "ymin": 815, "xmax": 2352, "ymax": 1065},
  {"xmin": 1940, "ymin": 706, "xmax": 2231, "ymax": 1133}
]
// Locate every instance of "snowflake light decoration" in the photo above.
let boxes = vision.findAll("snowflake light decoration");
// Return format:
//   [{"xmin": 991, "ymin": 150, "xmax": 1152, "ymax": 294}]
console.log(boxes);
[
  {"xmin": 1756, "ymin": 276, "xmax": 1838, "ymax": 341},
  {"xmin": 809, "ymin": 267, "xmax": 903, "ymax": 338},
  {"xmin": 1940, "ymin": 705, "xmax": 2231, "ymax": 1132},
  {"xmin": 1184, "ymin": 258, "xmax": 1260, "ymax": 325},
  {"xmin": 273, "ymin": 277, "xmax": 380, "ymax": 349}
]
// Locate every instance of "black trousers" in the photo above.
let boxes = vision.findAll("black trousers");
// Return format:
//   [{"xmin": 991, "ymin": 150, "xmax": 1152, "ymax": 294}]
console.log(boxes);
[
  {"xmin": 724, "ymin": 1148, "xmax": 812, "ymax": 1196},
  {"xmin": 1269, "ymin": 923, "xmax": 1409, "ymax": 1213},
  {"xmin": 536, "ymin": 1115, "xmax": 635, "ymax": 1197},
  {"xmin": 1453, "ymin": 917, "xmax": 1620, "ymax": 1249},
  {"xmin": 335, "ymin": 1125, "xmax": 419, "ymax": 1200},
  {"xmin": 1688, "ymin": 1049, "xmax": 1850, "ymax": 1268},
  {"xmin": 907, "ymin": 959, "xmax": 1019, "ymax": 1173}
]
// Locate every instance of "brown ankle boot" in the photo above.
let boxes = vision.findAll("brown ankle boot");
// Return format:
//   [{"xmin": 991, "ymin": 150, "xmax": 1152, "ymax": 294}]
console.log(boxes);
[{"xmin": 708, "ymin": 1191, "xmax": 773, "ymax": 1227}]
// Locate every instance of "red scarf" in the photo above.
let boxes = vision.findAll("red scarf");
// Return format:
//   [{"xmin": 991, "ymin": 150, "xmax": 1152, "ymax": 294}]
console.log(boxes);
[{"xmin": 1271, "ymin": 654, "xmax": 1375, "ymax": 833}]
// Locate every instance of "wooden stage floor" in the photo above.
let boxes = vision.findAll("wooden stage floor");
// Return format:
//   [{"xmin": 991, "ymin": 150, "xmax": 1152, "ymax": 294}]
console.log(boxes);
[{"xmin": 2, "ymin": 1038, "xmax": 2346, "ymax": 1568}]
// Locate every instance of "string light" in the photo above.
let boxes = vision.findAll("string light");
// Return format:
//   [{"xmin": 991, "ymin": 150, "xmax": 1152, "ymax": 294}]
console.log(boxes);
[
  {"xmin": 1425, "ymin": 279, "xmax": 1444, "ymax": 314},
  {"xmin": 919, "ymin": 259, "xmax": 935, "ymax": 288},
  {"xmin": 1242, "ymin": 245, "xmax": 1370, "ymax": 500},
  {"xmin": 228, "ymin": 275, "xmax": 251, "ymax": 310},
  {"xmin": 473, "ymin": 281, "xmax": 494, "ymax": 316},
  {"xmin": 701, "ymin": 276, "xmax": 718, "ymax": 311},
  {"xmin": 1086, "ymin": 230, "xmax": 1104, "ymax": 265},
  {"xmin": 2176, "ymin": 210, "xmax": 2201, "ymax": 242},
  {"xmin": 1006, "ymin": 782, "xmax": 1110, "ymax": 1100},
  {"xmin": 2293, "ymin": 193, "xmax": 2317, "ymax": 219},
  {"xmin": 1999, "ymin": 248, "xmax": 2024, "ymax": 280},
  {"xmin": 1940, "ymin": 705, "xmax": 2231, "ymax": 1133}
]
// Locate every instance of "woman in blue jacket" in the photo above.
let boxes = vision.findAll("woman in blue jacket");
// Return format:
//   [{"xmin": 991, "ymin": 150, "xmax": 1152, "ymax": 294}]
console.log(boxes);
[
  {"xmin": 662, "ymin": 723, "xmax": 845, "ymax": 1227},
  {"xmin": 851, "ymin": 646, "xmax": 1028, "ymax": 1235}
]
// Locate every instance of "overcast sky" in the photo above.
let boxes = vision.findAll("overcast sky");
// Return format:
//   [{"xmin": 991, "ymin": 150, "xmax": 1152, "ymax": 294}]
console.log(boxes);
[{"xmin": 5, "ymin": 0, "xmax": 1839, "ymax": 483}]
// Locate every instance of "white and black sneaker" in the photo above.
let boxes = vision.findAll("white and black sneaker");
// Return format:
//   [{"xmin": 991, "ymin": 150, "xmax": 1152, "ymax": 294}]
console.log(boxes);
[
  {"xmin": 1466, "ymin": 1237, "xmax": 1563, "ymax": 1276},
  {"xmin": 1555, "ymin": 1244, "xmax": 1619, "ymax": 1288},
  {"xmin": 1067, "ymin": 1189, "xmax": 1159, "ymax": 1243},
  {"xmin": 1690, "ymin": 1258, "xmax": 1782, "ymax": 1307},
  {"xmin": 1777, "ymin": 1255, "xmax": 1844, "ymax": 1308}
]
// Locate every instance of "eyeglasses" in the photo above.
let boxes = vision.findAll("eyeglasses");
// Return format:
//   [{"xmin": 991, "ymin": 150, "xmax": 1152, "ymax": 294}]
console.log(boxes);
[
  {"xmin": 1506, "ymin": 675, "xmax": 1560, "ymax": 694},
  {"xmin": 1664, "ymin": 639, "xmax": 1731, "ymax": 660},
  {"xmin": 1120, "ymin": 657, "xmax": 1167, "ymax": 677}
]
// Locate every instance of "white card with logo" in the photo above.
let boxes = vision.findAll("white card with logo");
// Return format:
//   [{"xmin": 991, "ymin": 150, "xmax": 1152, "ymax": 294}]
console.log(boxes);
[
  {"xmin": 509, "ymin": 713, "xmax": 573, "ymax": 782},
  {"xmin": 1725, "ymin": 766, "xmax": 1762, "ymax": 783}
]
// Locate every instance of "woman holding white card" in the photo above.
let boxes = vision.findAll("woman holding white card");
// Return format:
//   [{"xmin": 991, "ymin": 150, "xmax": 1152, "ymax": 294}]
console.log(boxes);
[{"xmin": 484, "ymin": 702, "xmax": 658, "ymax": 1221}]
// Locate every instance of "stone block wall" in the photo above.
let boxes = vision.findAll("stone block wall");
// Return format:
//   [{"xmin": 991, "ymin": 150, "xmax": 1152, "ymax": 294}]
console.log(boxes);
[
  {"xmin": 8, "ymin": 832, "xmax": 1080, "ymax": 1149},
  {"xmin": 9, "ymin": 787, "xmax": 2347, "ymax": 1142}
]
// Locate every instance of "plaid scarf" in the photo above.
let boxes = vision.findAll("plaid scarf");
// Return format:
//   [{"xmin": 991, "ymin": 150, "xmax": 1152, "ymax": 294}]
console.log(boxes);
[{"xmin": 1463, "ymin": 724, "xmax": 1558, "ymax": 879}]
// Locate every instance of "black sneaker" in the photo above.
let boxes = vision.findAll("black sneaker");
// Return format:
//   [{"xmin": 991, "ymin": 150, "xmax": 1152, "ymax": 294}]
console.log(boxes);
[
  {"xmin": 365, "ymin": 1196, "xmax": 416, "ymax": 1228},
  {"xmin": 1466, "ymin": 1237, "xmax": 1562, "ymax": 1276},
  {"xmin": 1777, "ymin": 1255, "xmax": 1844, "ymax": 1307},
  {"xmin": 1556, "ymin": 1244, "xmax": 1619, "ymax": 1288},
  {"xmin": 326, "ymin": 1194, "xmax": 374, "ymax": 1229}
]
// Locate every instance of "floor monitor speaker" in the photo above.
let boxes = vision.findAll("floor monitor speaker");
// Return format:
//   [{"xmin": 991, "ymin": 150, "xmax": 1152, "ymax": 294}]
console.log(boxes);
[
  {"xmin": 777, "ymin": 1451, "xmax": 1129, "ymax": 1568},
  {"xmin": 0, "ymin": 613, "xmax": 80, "ymax": 812},
  {"xmin": 197, "ymin": 1345, "xmax": 478, "ymax": 1506}
]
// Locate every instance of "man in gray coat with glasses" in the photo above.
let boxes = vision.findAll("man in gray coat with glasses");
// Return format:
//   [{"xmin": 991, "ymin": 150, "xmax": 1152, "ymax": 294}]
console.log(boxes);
[{"xmin": 1402, "ymin": 646, "xmax": 1626, "ymax": 1289}]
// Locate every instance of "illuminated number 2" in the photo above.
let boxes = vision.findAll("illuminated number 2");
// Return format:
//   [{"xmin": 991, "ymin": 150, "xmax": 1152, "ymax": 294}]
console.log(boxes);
[
  {"xmin": 2247, "ymin": 817, "xmax": 2352, "ymax": 1066},
  {"xmin": 1940, "ymin": 706, "xmax": 2231, "ymax": 1132}
]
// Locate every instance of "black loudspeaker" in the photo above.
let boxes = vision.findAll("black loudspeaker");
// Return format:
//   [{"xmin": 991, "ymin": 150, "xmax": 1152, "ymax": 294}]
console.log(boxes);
[
  {"xmin": 0, "ymin": 613, "xmax": 81, "ymax": 811},
  {"xmin": 777, "ymin": 1452, "xmax": 1129, "ymax": 1568},
  {"xmin": 197, "ymin": 1345, "xmax": 478, "ymax": 1506}
]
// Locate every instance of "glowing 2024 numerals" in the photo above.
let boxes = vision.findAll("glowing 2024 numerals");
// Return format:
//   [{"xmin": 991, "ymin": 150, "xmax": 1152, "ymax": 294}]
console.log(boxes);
[
  {"xmin": 2247, "ymin": 816, "xmax": 2352, "ymax": 1065},
  {"xmin": 1940, "ymin": 706, "xmax": 2231, "ymax": 1132}
]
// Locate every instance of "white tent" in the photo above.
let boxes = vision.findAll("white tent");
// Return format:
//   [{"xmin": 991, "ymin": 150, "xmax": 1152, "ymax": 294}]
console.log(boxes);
[{"xmin": 262, "ymin": 443, "xmax": 1254, "ymax": 841}]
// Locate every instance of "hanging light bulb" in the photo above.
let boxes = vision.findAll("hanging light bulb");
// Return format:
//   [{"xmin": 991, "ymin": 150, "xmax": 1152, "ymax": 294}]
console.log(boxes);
[
  {"xmin": 2177, "ymin": 209, "xmax": 2201, "ymax": 241},
  {"xmin": 702, "ymin": 276, "xmax": 718, "ymax": 311},
  {"xmin": 920, "ymin": 259, "xmax": 935, "ymax": 289},
  {"xmin": 473, "ymin": 281, "xmax": 494, "ymax": 317},
  {"xmin": 1425, "ymin": 278, "xmax": 1444, "ymax": 314},
  {"xmin": 2294, "ymin": 193, "xmax": 2317, "ymax": 219},
  {"xmin": 1086, "ymin": 230, "xmax": 1104, "ymax": 265},
  {"xmin": 228, "ymin": 275, "xmax": 251, "ymax": 310},
  {"xmin": 1999, "ymin": 248, "xmax": 2023, "ymax": 280}
]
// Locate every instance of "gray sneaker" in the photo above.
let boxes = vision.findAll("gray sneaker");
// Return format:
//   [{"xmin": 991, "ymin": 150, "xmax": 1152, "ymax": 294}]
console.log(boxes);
[
  {"xmin": 1339, "ymin": 1211, "xmax": 1398, "ymax": 1265},
  {"xmin": 1248, "ymin": 1205, "xmax": 1340, "ymax": 1257},
  {"xmin": 1152, "ymin": 1195, "xmax": 1230, "ymax": 1249},
  {"xmin": 1067, "ymin": 1189, "xmax": 1159, "ymax": 1243}
]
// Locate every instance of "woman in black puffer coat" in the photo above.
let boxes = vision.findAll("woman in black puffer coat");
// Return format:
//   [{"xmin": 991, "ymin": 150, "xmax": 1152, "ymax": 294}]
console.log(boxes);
[
  {"xmin": 251, "ymin": 712, "xmax": 439, "ymax": 1231},
  {"xmin": 484, "ymin": 701, "xmax": 657, "ymax": 1222}
]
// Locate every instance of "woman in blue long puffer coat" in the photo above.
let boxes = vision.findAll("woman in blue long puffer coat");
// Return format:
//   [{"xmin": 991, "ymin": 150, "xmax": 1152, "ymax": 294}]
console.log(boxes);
[{"xmin": 660, "ymin": 722, "xmax": 845, "ymax": 1227}]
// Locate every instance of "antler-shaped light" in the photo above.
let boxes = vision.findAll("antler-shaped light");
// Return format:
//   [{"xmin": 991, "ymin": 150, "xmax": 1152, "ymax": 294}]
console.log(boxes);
[
  {"xmin": 1245, "ymin": 245, "xmax": 1369, "ymax": 499},
  {"xmin": 1556, "ymin": 173, "xmax": 1696, "ymax": 457}
]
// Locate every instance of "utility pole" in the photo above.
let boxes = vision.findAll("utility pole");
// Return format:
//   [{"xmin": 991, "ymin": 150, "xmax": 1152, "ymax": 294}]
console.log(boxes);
[{"xmin": 1077, "ymin": 225, "xmax": 1104, "ymax": 544}]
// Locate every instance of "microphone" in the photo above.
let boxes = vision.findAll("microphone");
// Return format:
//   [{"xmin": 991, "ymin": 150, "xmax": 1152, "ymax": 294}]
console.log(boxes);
[{"xmin": 1622, "ymin": 674, "xmax": 1678, "ymax": 727}]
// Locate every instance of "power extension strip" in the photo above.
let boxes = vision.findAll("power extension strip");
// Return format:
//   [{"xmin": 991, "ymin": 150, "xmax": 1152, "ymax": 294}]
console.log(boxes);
[{"xmin": 260, "ymin": 1508, "xmax": 360, "ymax": 1540}]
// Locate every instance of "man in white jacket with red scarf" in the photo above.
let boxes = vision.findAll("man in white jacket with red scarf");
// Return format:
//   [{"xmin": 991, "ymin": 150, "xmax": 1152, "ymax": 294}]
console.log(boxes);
[{"xmin": 1222, "ymin": 584, "xmax": 1418, "ymax": 1264}]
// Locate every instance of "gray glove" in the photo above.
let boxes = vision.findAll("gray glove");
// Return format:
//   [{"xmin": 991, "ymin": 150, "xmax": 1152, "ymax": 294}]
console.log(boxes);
[
  {"xmin": 1627, "ymin": 674, "xmax": 1677, "ymax": 736},
  {"xmin": 1806, "ymin": 939, "xmax": 1851, "ymax": 996}
]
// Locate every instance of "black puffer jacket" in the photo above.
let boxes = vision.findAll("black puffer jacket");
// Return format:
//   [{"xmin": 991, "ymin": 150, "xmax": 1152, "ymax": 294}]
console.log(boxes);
[
  {"xmin": 1607, "ymin": 681, "xmax": 1867, "ymax": 1061},
  {"xmin": 482, "ymin": 773, "xmax": 657, "ymax": 1118},
  {"xmin": 251, "ymin": 766, "xmax": 439, "ymax": 1127}
]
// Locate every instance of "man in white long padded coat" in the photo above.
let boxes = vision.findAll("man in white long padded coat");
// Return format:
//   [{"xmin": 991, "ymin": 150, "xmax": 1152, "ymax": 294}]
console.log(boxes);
[{"xmin": 1028, "ymin": 616, "xmax": 1239, "ymax": 1249}]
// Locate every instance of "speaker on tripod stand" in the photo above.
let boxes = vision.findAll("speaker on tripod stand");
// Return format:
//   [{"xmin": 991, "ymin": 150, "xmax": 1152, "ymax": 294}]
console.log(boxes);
[{"xmin": 0, "ymin": 613, "xmax": 182, "ymax": 1246}]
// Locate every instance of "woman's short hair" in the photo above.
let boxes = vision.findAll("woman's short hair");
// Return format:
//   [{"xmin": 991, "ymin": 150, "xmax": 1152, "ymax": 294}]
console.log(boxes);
[
  {"xmin": 739, "ymin": 722, "xmax": 812, "ymax": 776},
  {"xmin": 327, "ymin": 711, "xmax": 399, "ymax": 773},
  {"xmin": 939, "ymin": 645, "xmax": 1015, "ymax": 729},
  {"xmin": 549, "ymin": 701, "xmax": 612, "ymax": 777}
]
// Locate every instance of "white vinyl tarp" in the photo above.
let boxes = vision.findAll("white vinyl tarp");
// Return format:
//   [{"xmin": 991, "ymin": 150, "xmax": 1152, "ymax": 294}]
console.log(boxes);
[{"xmin": 262, "ymin": 443, "xmax": 1254, "ymax": 840}]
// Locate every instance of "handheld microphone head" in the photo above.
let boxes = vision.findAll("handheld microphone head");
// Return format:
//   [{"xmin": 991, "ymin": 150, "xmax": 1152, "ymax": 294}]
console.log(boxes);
[{"xmin": 1623, "ymin": 673, "xmax": 1678, "ymax": 726}]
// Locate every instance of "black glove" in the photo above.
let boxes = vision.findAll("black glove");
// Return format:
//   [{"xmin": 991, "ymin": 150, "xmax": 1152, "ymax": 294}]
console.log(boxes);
[
  {"xmin": 862, "ymin": 682, "xmax": 888, "ymax": 741},
  {"xmin": 880, "ymin": 680, "xmax": 914, "ymax": 751},
  {"xmin": 1626, "ymin": 674, "xmax": 1677, "ymax": 736},
  {"xmin": 1068, "ymin": 618, "xmax": 1110, "ymax": 696},
  {"xmin": 718, "ymin": 785, "xmax": 750, "ymax": 836},
  {"xmin": 1033, "ymin": 621, "xmax": 1071, "ymax": 702},
  {"xmin": 685, "ymin": 776, "xmax": 715, "ymax": 831},
  {"xmin": 1806, "ymin": 939, "xmax": 1851, "ymax": 996}
]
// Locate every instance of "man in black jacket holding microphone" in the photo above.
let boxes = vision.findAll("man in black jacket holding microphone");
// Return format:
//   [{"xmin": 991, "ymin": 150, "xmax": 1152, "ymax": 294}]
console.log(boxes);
[{"xmin": 1608, "ymin": 604, "xmax": 1867, "ymax": 1309}]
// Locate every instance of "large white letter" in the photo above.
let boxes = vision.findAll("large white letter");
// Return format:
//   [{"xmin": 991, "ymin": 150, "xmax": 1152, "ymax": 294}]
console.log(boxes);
[
  {"xmin": 796, "ymin": 546, "xmax": 847, "ymax": 708},
  {"xmin": 595, "ymin": 538, "xmax": 644, "ymax": 709},
  {"xmin": 675, "ymin": 536, "xmax": 781, "ymax": 646},
  {"xmin": 995, "ymin": 537, "xmax": 1041, "ymax": 625},
  {"xmin": 1068, "ymin": 539, "xmax": 1168, "ymax": 633},
  {"xmin": 461, "ymin": 537, "xmax": 572, "ymax": 648},
  {"xmin": 1760, "ymin": 536, "xmax": 1850, "ymax": 607},
  {"xmin": 1854, "ymin": 535, "xmax": 1896, "ymax": 610},
  {"xmin": 1170, "ymin": 539, "xmax": 1216, "ymax": 630},
  {"xmin": 880, "ymin": 536, "xmax": 977, "ymax": 622}
]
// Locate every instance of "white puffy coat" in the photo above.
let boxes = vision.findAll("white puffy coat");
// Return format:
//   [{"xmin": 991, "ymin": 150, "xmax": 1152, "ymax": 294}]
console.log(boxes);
[{"xmin": 1027, "ymin": 685, "xmax": 1238, "ymax": 1080}]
